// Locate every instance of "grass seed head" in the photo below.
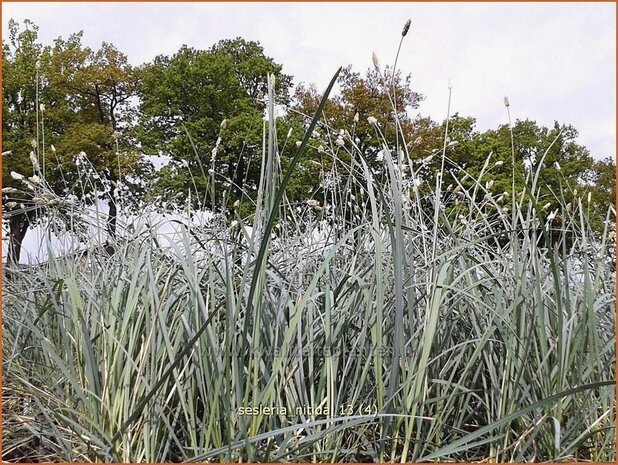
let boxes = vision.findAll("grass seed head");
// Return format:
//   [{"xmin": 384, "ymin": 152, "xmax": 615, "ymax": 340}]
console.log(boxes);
[
  {"xmin": 28, "ymin": 175, "xmax": 42, "ymax": 185},
  {"xmin": 30, "ymin": 151, "xmax": 39, "ymax": 170},
  {"xmin": 402, "ymin": 19, "xmax": 411, "ymax": 37}
]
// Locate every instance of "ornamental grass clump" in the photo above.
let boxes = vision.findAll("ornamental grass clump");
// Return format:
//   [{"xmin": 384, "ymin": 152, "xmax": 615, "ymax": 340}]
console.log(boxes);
[{"xmin": 3, "ymin": 19, "xmax": 615, "ymax": 463}]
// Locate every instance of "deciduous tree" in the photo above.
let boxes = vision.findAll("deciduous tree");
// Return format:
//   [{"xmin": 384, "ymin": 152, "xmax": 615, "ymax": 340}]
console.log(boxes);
[
  {"xmin": 2, "ymin": 20, "xmax": 147, "ymax": 262},
  {"xmin": 137, "ymin": 38, "xmax": 292, "ymax": 213}
]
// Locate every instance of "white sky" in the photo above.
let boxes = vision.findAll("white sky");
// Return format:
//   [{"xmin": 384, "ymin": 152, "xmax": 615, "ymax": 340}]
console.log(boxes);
[{"xmin": 2, "ymin": 1, "xmax": 616, "ymax": 161}]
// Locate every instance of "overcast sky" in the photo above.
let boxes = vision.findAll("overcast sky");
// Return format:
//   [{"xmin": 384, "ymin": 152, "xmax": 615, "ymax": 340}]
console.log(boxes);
[{"xmin": 2, "ymin": 2, "xmax": 616, "ymax": 160}]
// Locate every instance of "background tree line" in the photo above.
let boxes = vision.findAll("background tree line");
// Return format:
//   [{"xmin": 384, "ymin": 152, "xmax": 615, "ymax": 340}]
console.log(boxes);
[{"xmin": 2, "ymin": 19, "xmax": 615, "ymax": 263}]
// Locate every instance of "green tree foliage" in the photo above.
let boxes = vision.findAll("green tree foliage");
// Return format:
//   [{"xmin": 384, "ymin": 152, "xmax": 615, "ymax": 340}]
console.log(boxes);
[
  {"xmin": 285, "ymin": 64, "xmax": 615, "ymax": 243},
  {"xmin": 2, "ymin": 20, "xmax": 42, "ymax": 167},
  {"xmin": 467, "ymin": 120, "xmax": 601, "ymax": 213},
  {"xmin": 580, "ymin": 156, "xmax": 616, "ymax": 233},
  {"xmin": 283, "ymin": 65, "xmax": 425, "ymax": 211},
  {"xmin": 47, "ymin": 38, "xmax": 148, "ymax": 248},
  {"xmin": 2, "ymin": 20, "xmax": 44, "ymax": 263},
  {"xmin": 2, "ymin": 20, "xmax": 148, "ymax": 262},
  {"xmin": 3, "ymin": 22, "xmax": 613, "ymax": 266},
  {"xmin": 291, "ymin": 65, "xmax": 423, "ymax": 165},
  {"xmin": 137, "ymin": 38, "xmax": 292, "ymax": 212},
  {"xmin": 416, "ymin": 116, "xmax": 614, "ymax": 241}
]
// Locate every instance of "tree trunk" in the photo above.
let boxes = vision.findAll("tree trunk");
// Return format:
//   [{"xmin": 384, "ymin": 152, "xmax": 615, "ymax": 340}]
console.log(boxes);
[
  {"xmin": 7, "ymin": 212, "xmax": 30, "ymax": 265},
  {"xmin": 104, "ymin": 189, "xmax": 117, "ymax": 256}
]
